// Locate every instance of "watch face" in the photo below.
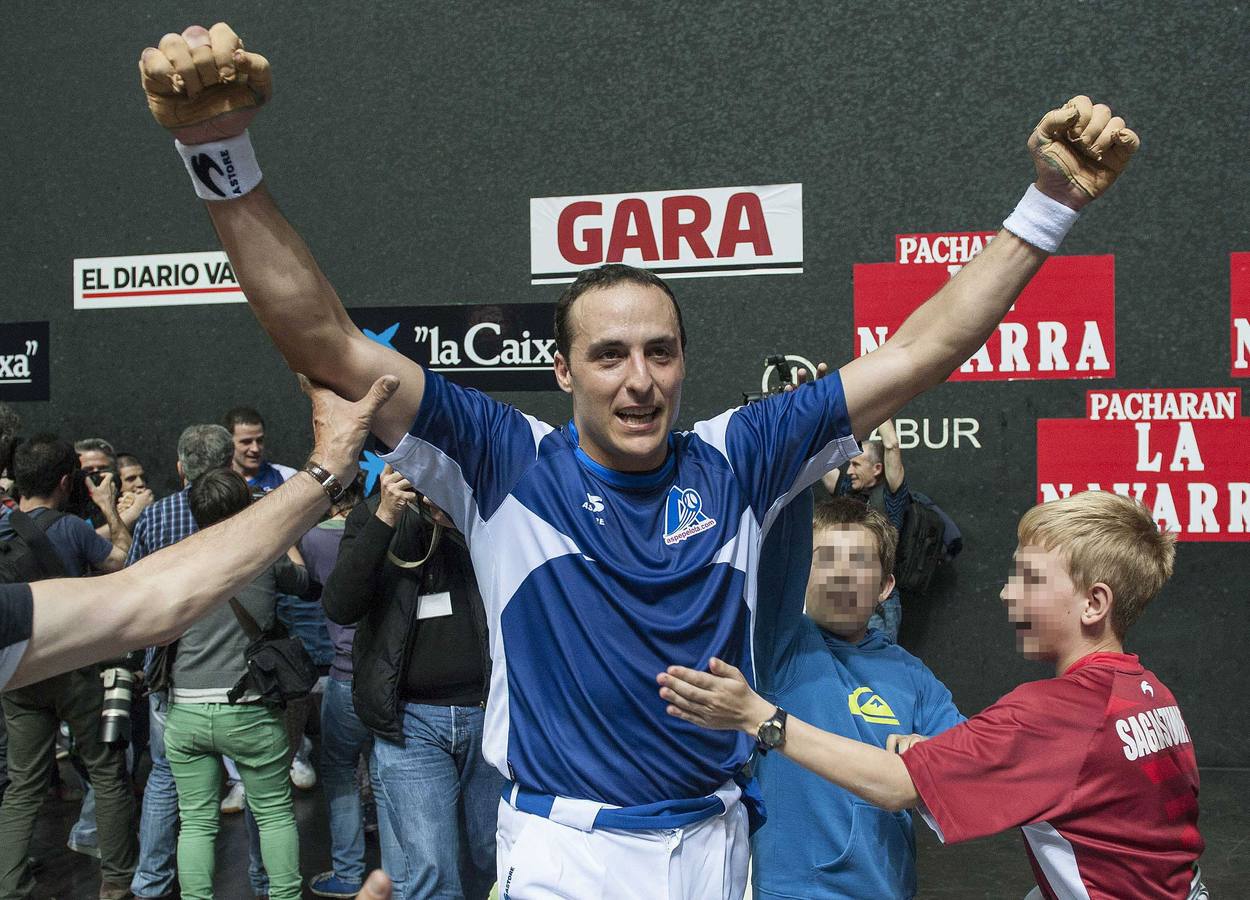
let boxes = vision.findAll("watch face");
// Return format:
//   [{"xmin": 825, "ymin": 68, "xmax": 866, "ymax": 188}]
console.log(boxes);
[{"xmin": 759, "ymin": 722, "xmax": 783, "ymax": 746}]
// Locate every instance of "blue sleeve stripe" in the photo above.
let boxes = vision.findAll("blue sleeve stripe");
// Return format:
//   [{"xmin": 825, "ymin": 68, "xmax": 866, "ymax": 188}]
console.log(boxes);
[
  {"xmin": 397, "ymin": 370, "xmax": 552, "ymax": 522},
  {"xmin": 716, "ymin": 372, "xmax": 861, "ymax": 524}
]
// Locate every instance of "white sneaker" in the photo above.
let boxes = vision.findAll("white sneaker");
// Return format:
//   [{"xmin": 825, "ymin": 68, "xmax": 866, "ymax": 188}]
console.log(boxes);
[
  {"xmin": 290, "ymin": 738, "xmax": 317, "ymax": 790},
  {"xmin": 220, "ymin": 781, "xmax": 246, "ymax": 814}
]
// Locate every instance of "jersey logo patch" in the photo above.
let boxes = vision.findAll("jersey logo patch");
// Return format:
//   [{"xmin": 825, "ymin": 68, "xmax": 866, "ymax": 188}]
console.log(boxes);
[
  {"xmin": 582, "ymin": 493, "xmax": 605, "ymax": 513},
  {"xmin": 1141, "ymin": 680, "xmax": 1155, "ymax": 697},
  {"xmin": 848, "ymin": 686, "xmax": 900, "ymax": 725},
  {"xmin": 663, "ymin": 486, "xmax": 716, "ymax": 546}
]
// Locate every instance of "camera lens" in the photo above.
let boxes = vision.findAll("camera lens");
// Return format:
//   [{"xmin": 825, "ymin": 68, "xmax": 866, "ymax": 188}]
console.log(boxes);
[{"xmin": 99, "ymin": 667, "xmax": 135, "ymax": 745}]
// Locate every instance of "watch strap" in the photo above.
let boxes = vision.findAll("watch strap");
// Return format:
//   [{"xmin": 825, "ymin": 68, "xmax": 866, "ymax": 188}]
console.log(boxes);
[{"xmin": 303, "ymin": 462, "xmax": 347, "ymax": 504}]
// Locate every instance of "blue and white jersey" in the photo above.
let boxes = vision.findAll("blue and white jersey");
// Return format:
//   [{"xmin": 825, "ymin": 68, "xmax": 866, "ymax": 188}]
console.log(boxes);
[{"xmin": 382, "ymin": 370, "xmax": 859, "ymax": 808}]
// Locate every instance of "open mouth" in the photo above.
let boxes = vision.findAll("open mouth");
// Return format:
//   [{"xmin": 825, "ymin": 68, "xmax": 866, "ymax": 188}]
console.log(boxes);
[
  {"xmin": 1011, "ymin": 619, "xmax": 1032, "ymax": 632},
  {"xmin": 616, "ymin": 407, "xmax": 660, "ymax": 428}
]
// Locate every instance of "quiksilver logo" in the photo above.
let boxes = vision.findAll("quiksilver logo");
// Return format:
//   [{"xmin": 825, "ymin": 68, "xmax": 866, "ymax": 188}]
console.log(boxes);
[
  {"xmin": 191, "ymin": 153, "xmax": 227, "ymax": 197},
  {"xmin": 190, "ymin": 150, "xmax": 243, "ymax": 198}
]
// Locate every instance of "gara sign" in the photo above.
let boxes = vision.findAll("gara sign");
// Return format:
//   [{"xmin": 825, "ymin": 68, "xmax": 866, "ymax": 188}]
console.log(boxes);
[
  {"xmin": 531, "ymin": 184, "xmax": 803, "ymax": 283},
  {"xmin": 0, "ymin": 321, "xmax": 49, "ymax": 402},
  {"xmin": 1037, "ymin": 388, "xmax": 1250, "ymax": 541},
  {"xmin": 854, "ymin": 232, "xmax": 1115, "ymax": 381},
  {"xmin": 348, "ymin": 303, "xmax": 557, "ymax": 392}
]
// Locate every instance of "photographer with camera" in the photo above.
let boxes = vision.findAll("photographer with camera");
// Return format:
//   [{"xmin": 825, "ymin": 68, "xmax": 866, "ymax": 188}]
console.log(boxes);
[{"xmin": 0, "ymin": 435, "xmax": 138, "ymax": 899}]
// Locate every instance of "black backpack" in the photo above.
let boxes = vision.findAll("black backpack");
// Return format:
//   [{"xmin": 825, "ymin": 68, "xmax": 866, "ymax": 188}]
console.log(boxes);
[
  {"xmin": 894, "ymin": 493, "xmax": 959, "ymax": 596},
  {"xmin": 0, "ymin": 509, "xmax": 68, "ymax": 584}
]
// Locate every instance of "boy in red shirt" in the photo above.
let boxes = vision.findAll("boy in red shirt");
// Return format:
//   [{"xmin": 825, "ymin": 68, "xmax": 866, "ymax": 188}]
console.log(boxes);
[{"xmin": 660, "ymin": 491, "xmax": 1207, "ymax": 899}]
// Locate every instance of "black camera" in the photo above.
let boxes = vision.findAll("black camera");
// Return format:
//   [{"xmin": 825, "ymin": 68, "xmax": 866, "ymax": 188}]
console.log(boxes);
[{"xmin": 742, "ymin": 354, "xmax": 798, "ymax": 406}]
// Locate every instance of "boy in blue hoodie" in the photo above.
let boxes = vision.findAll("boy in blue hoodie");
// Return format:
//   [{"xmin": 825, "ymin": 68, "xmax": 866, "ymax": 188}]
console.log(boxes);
[{"xmin": 750, "ymin": 492, "xmax": 963, "ymax": 898}]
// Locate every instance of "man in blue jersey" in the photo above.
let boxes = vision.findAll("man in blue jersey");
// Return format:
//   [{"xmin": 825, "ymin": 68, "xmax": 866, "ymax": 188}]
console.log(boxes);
[
  {"xmin": 134, "ymin": 22, "xmax": 1137, "ymax": 898},
  {"xmin": 752, "ymin": 493, "xmax": 962, "ymax": 898}
]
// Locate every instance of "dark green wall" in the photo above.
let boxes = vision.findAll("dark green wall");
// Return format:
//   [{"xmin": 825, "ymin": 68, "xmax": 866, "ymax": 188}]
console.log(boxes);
[{"xmin": 4, "ymin": 2, "xmax": 1247, "ymax": 764}]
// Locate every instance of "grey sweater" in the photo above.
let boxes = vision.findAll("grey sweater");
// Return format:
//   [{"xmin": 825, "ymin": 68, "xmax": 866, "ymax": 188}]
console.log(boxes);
[{"xmin": 170, "ymin": 555, "xmax": 309, "ymax": 703}]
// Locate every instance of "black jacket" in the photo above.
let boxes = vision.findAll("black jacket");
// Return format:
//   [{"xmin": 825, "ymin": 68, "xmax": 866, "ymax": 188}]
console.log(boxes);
[{"xmin": 322, "ymin": 494, "xmax": 490, "ymax": 743}]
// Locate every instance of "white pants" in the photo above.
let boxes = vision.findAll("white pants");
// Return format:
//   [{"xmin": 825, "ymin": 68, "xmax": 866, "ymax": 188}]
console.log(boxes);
[{"xmin": 495, "ymin": 797, "xmax": 749, "ymax": 899}]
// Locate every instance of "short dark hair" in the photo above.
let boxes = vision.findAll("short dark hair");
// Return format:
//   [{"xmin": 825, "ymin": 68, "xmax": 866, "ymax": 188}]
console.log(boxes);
[
  {"xmin": 222, "ymin": 407, "xmax": 265, "ymax": 433},
  {"xmin": 553, "ymin": 264, "xmax": 687, "ymax": 361},
  {"xmin": 15, "ymin": 434, "xmax": 78, "ymax": 499},
  {"xmin": 0, "ymin": 403, "xmax": 20, "ymax": 475},
  {"xmin": 116, "ymin": 453, "xmax": 142, "ymax": 470},
  {"xmin": 188, "ymin": 468, "xmax": 253, "ymax": 528},
  {"xmin": 813, "ymin": 497, "xmax": 899, "ymax": 588}
]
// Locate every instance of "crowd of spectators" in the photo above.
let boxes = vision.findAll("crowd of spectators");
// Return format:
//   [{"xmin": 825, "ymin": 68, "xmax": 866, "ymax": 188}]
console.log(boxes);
[{"xmin": 0, "ymin": 392, "xmax": 955, "ymax": 900}]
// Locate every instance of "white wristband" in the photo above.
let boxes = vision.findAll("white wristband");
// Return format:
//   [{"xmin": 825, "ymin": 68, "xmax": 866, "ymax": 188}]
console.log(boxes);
[
  {"xmin": 1002, "ymin": 184, "xmax": 1080, "ymax": 254},
  {"xmin": 175, "ymin": 131, "xmax": 263, "ymax": 201}
]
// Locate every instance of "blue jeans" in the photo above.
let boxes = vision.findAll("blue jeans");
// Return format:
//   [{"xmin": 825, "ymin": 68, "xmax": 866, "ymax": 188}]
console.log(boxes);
[
  {"xmin": 276, "ymin": 594, "xmax": 335, "ymax": 667},
  {"xmin": 131, "ymin": 694, "xmax": 179, "ymax": 898},
  {"xmin": 320, "ymin": 678, "xmax": 371, "ymax": 886},
  {"xmin": 371, "ymin": 704, "xmax": 501, "ymax": 900},
  {"xmin": 868, "ymin": 588, "xmax": 902, "ymax": 642}
]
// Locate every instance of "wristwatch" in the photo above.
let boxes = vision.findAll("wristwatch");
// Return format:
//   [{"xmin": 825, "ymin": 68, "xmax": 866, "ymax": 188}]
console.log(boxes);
[
  {"xmin": 303, "ymin": 462, "xmax": 347, "ymax": 505},
  {"xmin": 756, "ymin": 706, "xmax": 788, "ymax": 755}
]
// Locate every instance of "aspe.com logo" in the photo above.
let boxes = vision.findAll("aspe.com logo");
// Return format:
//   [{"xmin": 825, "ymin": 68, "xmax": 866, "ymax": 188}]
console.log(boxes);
[{"xmin": 531, "ymin": 184, "xmax": 803, "ymax": 284}]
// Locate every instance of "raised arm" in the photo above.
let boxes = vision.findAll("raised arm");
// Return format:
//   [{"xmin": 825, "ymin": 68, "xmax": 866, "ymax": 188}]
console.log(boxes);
[
  {"xmin": 137, "ymin": 23, "xmax": 425, "ymax": 449},
  {"xmin": 877, "ymin": 420, "xmax": 905, "ymax": 494},
  {"xmin": 7, "ymin": 375, "xmax": 397, "ymax": 688},
  {"xmin": 840, "ymin": 97, "xmax": 1138, "ymax": 439}
]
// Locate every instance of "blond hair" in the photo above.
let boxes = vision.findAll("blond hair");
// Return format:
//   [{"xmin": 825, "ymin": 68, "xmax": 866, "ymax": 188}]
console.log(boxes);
[
  {"xmin": 813, "ymin": 497, "xmax": 898, "ymax": 588},
  {"xmin": 1017, "ymin": 492, "xmax": 1175, "ymax": 638}
]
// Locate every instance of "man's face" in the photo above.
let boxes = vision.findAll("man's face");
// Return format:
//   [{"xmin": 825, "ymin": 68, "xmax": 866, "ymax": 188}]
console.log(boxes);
[
  {"xmin": 119, "ymin": 463, "xmax": 147, "ymax": 493},
  {"xmin": 846, "ymin": 452, "xmax": 882, "ymax": 491},
  {"xmin": 78, "ymin": 449, "xmax": 112, "ymax": 476},
  {"xmin": 231, "ymin": 423, "xmax": 265, "ymax": 476},
  {"xmin": 1000, "ymin": 544, "xmax": 1085, "ymax": 661},
  {"xmin": 805, "ymin": 525, "xmax": 891, "ymax": 640},
  {"xmin": 553, "ymin": 284, "xmax": 684, "ymax": 472}
]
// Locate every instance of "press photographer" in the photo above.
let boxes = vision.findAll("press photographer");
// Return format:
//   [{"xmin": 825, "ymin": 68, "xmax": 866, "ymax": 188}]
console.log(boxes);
[{"xmin": 0, "ymin": 436, "xmax": 139, "ymax": 897}]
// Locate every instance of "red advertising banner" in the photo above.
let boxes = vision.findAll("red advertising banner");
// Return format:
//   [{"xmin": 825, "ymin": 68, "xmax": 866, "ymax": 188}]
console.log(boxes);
[
  {"xmin": 1231, "ymin": 252, "xmax": 1250, "ymax": 377},
  {"xmin": 854, "ymin": 232, "xmax": 1115, "ymax": 381},
  {"xmin": 1038, "ymin": 388, "xmax": 1250, "ymax": 541}
]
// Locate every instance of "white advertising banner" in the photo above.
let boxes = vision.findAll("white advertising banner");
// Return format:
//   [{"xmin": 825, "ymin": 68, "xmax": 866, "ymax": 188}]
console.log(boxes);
[
  {"xmin": 530, "ymin": 183, "xmax": 803, "ymax": 284},
  {"xmin": 73, "ymin": 251, "xmax": 247, "ymax": 309}
]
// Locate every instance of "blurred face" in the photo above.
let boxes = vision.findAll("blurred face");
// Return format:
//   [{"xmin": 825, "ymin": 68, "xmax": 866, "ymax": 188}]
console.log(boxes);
[
  {"xmin": 78, "ymin": 449, "xmax": 112, "ymax": 476},
  {"xmin": 1000, "ymin": 544, "xmax": 1085, "ymax": 661},
  {"xmin": 554, "ymin": 284, "xmax": 684, "ymax": 472},
  {"xmin": 846, "ymin": 452, "xmax": 883, "ymax": 491},
  {"xmin": 805, "ymin": 525, "xmax": 893, "ymax": 641},
  {"xmin": 119, "ymin": 463, "xmax": 146, "ymax": 492},
  {"xmin": 231, "ymin": 423, "xmax": 265, "ymax": 476}
]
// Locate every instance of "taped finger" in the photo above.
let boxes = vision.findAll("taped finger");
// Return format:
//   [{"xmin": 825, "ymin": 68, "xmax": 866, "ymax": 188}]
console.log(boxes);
[
  {"xmin": 1080, "ymin": 104, "xmax": 1113, "ymax": 151},
  {"xmin": 233, "ymin": 50, "xmax": 273, "ymax": 103},
  {"xmin": 1034, "ymin": 105, "xmax": 1080, "ymax": 142},
  {"xmin": 1087, "ymin": 115, "xmax": 1125, "ymax": 159},
  {"xmin": 1065, "ymin": 94, "xmax": 1094, "ymax": 140},
  {"xmin": 188, "ymin": 40, "xmax": 220, "ymax": 88},
  {"xmin": 208, "ymin": 22, "xmax": 243, "ymax": 81},
  {"xmin": 139, "ymin": 48, "xmax": 176, "ymax": 95},
  {"xmin": 158, "ymin": 32, "xmax": 203, "ymax": 97},
  {"xmin": 1113, "ymin": 126, "xmax": 1141, "ymax": 154}
]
